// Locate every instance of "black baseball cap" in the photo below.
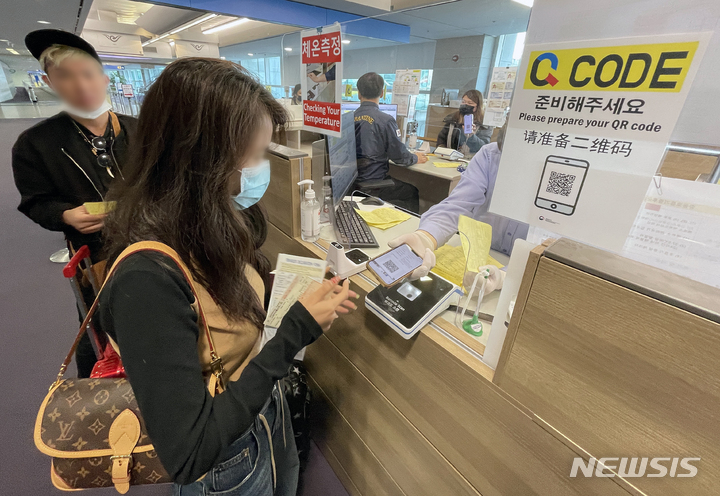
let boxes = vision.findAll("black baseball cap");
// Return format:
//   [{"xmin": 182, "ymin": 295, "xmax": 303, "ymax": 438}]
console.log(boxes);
[{"xmin": 25, "ymin": 29, "xmax": 101, "ymax": 64}]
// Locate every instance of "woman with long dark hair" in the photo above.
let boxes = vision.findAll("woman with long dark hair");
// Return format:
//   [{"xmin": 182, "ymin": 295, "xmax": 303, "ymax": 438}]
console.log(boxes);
[
  {"xmin": 97, "ymin": 58, "xmax": 356, "ymax": 495},
  {"xmin": 436, "ymin": 89, "xmax": 492, "ymax": 155}
]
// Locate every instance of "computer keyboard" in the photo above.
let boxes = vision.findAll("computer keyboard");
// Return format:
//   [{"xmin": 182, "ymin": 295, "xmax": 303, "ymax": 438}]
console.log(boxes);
[{"xmin": 335, "ymin": 201, "xmax": 380, "ymax": 248}]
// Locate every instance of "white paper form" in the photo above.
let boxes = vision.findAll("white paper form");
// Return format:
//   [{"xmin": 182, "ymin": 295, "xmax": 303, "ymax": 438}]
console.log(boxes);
[
  {"xmin": 622, "ymin": 178, "xmax": 720, "ymax": 289},
  {"xmin": 262, "ymin": 254, "xmax": 327, "ymax": 360}
]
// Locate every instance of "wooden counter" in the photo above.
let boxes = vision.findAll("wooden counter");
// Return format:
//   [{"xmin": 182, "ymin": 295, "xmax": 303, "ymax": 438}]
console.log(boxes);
[
  {"xmin": 262, "ymin": 145, "xmax": 720, "ymax": 496},
  {"xmin": 262, "ymin": 226, "xmax": 635, "ymax": 496}
]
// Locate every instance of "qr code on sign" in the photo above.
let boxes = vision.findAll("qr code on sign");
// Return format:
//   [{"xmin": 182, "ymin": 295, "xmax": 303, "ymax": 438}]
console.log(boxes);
[
  {"xmin": 546, "ymin": 171, "xmax": 576, "ymax": 197},
  {"xmin": 382, "ymin": 260, "xmax": 399, "ymax": 273}
]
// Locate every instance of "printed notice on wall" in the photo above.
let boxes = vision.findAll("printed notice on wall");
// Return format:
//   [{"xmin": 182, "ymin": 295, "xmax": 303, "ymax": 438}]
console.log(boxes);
[
  {"xmin": 622, "ymin": 178, "xmax": 720, "ymax": 290},
  {"xmin": 490, "ymin": 33, "xmax": 709, "ymax": 251},
  {"xmin": 483, "ymin": 66, "xmax": 517, "ymax": 127},
  {"xmin": 392, "ymin": 69, "xmax": 421, "ymax": 117},
  {"xmin": 301, "ymin": 24, "xmax": 343, "ymax": 137}
]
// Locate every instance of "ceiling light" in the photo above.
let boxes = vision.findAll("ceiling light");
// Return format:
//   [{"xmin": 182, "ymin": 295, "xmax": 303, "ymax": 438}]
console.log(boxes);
[
  {"xmin": 510, "ymin": 0, "xmax": 533, "ymax": 6},
  {"xmin": 142, "ymin": 32, "xmax": 170, "ymax": 47},
  {"xmin": 284, "ymin": 47, "xmax": 292, "ymax": 52},
  {"xmin": 37, "ymin": 20, "xmax": 51, "ymax": 24},
  {"xmin": 201, "ymin": 18, "xmax": 248, "ymax": 35},
  {"xmin": 7, "ymin": 48, "xmax": 19, "ymax": 55},
  {"xmin": 247, "ymin": 53, "xmax": 253, "ymax": 56},
  {"xmin": 169, "ymin": 13, "xmax": 217, "ymax": 35},
  {"xmin": 101, "ymin": 54, "xmax": 151, "ymax": 60},
  {"xmin": 342, "ymin": 39, "xmax": 350, "ymax": 44}
]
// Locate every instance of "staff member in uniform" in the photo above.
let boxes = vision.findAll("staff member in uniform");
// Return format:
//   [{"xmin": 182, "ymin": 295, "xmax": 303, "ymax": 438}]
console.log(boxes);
[
  {"xmin": 437, "ymin": 89, "xmax": 493, "ymax": 155},
  {"xmin": 353, "ymin": 72, "xmax": 427, "ymax": 213},
  {"xmin": 12, "ymin": 30, "xmax": 137, "ymax": 377},
  {"xmin": 389, "ymin": 124, "xmax": 528, "ymax": 292}
]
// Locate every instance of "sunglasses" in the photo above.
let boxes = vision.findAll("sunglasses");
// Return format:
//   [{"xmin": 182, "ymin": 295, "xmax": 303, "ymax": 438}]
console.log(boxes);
[{"xmin": 90, "ymin": 136, "xmax": 113, "ymax": 169}]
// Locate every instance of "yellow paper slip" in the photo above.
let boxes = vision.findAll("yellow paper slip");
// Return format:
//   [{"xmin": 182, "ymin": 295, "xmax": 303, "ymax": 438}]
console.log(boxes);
[
  {"xmin": 431, "ymin": 245, "xmax": 505, "ymax": 288},
  {"xmin": 458, "ymin": 215, "xmax": 493, "ymax": 272},
  {"xmin": 83, "ymin": 201, "xmax": 116, "ymax": 215},
  {"xmin": 354, "ymin": 207, "xmax": 412, "ymax": 230},
  {"xmin": 430, "ymin": 245, "xmax": 466, "ymax": 287},
  {"xmin": 432, "ymin": 161, "xmax": 462, "ymax": 168}
]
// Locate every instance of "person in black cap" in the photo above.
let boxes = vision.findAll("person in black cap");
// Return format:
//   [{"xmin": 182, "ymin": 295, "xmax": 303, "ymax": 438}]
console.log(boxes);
[{"xmin": 12, "ymin": 30, "xmax": 137, "ymax": 377}]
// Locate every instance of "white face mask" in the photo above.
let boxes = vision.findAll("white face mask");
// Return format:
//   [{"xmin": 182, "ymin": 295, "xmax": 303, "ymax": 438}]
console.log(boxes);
[{"xmin": 62, "ymin": 100, "xmax": 112, "ymax": 120}]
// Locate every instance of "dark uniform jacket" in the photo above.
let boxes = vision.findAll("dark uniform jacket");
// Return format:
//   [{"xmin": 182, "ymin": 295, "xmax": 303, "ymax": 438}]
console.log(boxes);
[
  {"xmin": 354, "ymin": 101, "xmax": 417, "ymax": 183},
  {"xmin": 12, "ymin": 111, "xmax": 137, "ymax": 258}
]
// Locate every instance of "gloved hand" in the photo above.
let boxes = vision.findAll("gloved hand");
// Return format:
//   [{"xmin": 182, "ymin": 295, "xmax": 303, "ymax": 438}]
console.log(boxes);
[
  {"xmin": 463, "ymin": 265, "xmax": 506, "ymax": 294},
  {"xmin": 388, "ymin": 230, "xmax": 436, "ymax": 280}
]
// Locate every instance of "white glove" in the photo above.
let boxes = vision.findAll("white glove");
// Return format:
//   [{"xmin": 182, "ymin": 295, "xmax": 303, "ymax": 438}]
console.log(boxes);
[
  {"xmin": 463, "ymin": 265, "xmax": 506, "ymax": 294},
  {"xmin": 388, "ymin": 230, "xmax": 436, "ymax": 280}
]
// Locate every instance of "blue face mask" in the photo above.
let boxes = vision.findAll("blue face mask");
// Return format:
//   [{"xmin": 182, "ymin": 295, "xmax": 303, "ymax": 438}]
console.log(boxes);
[{"xmin": 232, "ymin": 160, "xmax": 271, "ymax": 210}]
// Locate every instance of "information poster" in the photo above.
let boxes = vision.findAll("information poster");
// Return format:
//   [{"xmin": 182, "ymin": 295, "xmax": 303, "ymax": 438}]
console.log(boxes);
[
  {"xmin": 392, "ymin": 69, "xmax": 421, "ymax": 117},
  {"xmin": 622, "ymin": 178, "xmax": 720, "ymax": 289},
  {"xmin": 301, "ymin": 24, "xmax": 343, "ymax": 137},
  {"xmin": 483, "ymin": 66, "xmax": 517, "ymax": 127},
  {"xmin": 490, "ymin": 33, "xmax": 708, "ymax": 251}
]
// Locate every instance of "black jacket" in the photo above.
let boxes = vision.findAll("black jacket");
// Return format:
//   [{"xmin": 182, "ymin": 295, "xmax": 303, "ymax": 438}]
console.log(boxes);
[
  {"xmin": 436, "ymin": 113, "xmax": 492, "ymax": 154},
  {"xmin": 12, "ymin": 111, "xmax": 137, "ymax": 256},
  {"xmin": 353, "ymin": 101, "xmax": 417, "ymax": 183}
]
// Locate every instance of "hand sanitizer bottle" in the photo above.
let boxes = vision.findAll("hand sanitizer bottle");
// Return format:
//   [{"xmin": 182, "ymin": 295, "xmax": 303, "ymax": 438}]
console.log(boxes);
[
  {"xmin": 298, "ymin": 180, "xmax": 320, "ymax": 242},
  {"xmin": 319, "ymin": 175, "xmax": 333, "ymax": 227}
]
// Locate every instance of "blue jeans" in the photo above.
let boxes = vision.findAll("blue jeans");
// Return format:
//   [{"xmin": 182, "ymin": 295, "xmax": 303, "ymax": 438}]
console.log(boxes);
[{"xmin": 174, "ymin": 385, "xmax": 299, "ymax": 496}]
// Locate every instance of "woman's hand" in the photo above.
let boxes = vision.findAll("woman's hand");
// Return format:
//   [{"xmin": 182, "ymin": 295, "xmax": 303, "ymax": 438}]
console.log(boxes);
[{"xmin": 299, "ymin": 277, "xmax": 358, "ymax": 331}]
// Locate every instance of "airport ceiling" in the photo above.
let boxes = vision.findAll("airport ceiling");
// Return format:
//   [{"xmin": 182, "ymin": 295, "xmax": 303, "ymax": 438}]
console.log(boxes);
[{"xmin": 0, "ymin": 0, "xmax": 530, "ymax": 57}]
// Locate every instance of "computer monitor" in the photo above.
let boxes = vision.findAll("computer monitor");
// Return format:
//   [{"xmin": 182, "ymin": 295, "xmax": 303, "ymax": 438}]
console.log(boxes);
[
  {"xmin": 326, "ymin": 111, "xmax": 358, "ymax": 206},
  {"xmin": 341, "ymin": 102, "xmax": 398, "ymax": 121}
]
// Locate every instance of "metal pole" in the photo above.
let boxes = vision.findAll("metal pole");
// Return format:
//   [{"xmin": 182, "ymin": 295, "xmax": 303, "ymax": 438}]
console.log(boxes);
[
  {"xmin": 666, "ymin": 144, "xmax": 720, "ymax": 184},
  {"xmin": 709, "ymin": 156, "xmax": 720, "ymax": 184}
]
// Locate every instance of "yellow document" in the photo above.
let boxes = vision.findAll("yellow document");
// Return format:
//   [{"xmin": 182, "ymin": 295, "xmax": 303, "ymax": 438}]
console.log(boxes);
[
  {"xmin": 355, "ymin": 207, "xmax": 412, "ymax": 230},
  {"xmin": 83, "ymin": 201, "xmax": 116, "ymax": 215},
  {"xmin": 431, "ymin": 245, "xmax": 505, "ymax": 287},
  {"xmin": 430, "ymin": 245, "xmax": 466, "ymax": 286},
  {"xmin": 432, "ymin": 161, "xmax": 462, "ymax": 168},
  {"xmin": 458, "ymin": 215, "xmax": 493, "ymax": 272}
]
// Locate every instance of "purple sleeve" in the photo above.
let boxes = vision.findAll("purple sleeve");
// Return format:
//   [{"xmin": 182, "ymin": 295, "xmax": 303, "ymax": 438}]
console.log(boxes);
[{"xmin": 419, "ymin": 145, "xmax": 494, "ymax": 246}]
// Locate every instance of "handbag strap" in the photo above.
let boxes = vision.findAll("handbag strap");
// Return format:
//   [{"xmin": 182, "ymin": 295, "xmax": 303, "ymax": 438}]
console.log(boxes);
[{"xmin": 51, "ymin": 241, "xmax": 225, "ymax": 389}]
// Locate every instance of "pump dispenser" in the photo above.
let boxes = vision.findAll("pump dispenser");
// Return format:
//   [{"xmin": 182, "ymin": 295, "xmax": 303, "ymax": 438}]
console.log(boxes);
[{"xmin": 298, "ymin": 180, "xmax": 320, "ymax": 242}]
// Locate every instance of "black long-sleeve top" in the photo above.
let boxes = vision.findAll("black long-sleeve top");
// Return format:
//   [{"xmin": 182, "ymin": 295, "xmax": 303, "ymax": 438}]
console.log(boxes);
[{"xmin": 95, "ymin": 251, "xmax": 322, "ymax": 484}]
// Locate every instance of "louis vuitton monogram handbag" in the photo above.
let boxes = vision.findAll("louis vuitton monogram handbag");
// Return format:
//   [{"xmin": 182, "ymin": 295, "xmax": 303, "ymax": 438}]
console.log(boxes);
[{"xmin": 34, "ymin": 242, "xmax": 226, "ymax": 493}]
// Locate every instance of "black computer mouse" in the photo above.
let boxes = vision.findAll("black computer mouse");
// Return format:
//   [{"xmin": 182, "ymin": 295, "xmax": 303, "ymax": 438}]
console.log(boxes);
[{"xmin": 360, "ymin": 196, "xmax": 384, "ymax": 206}]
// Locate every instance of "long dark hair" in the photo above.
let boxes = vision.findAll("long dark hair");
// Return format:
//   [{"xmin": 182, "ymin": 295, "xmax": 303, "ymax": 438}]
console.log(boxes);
[
  {"xmin": 455, "ymin": 89, "xmax": 484, "ymax": 124},
  {"xmin": 104, "ymin": 58, "xmax": 287, "ymax": 327}
]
